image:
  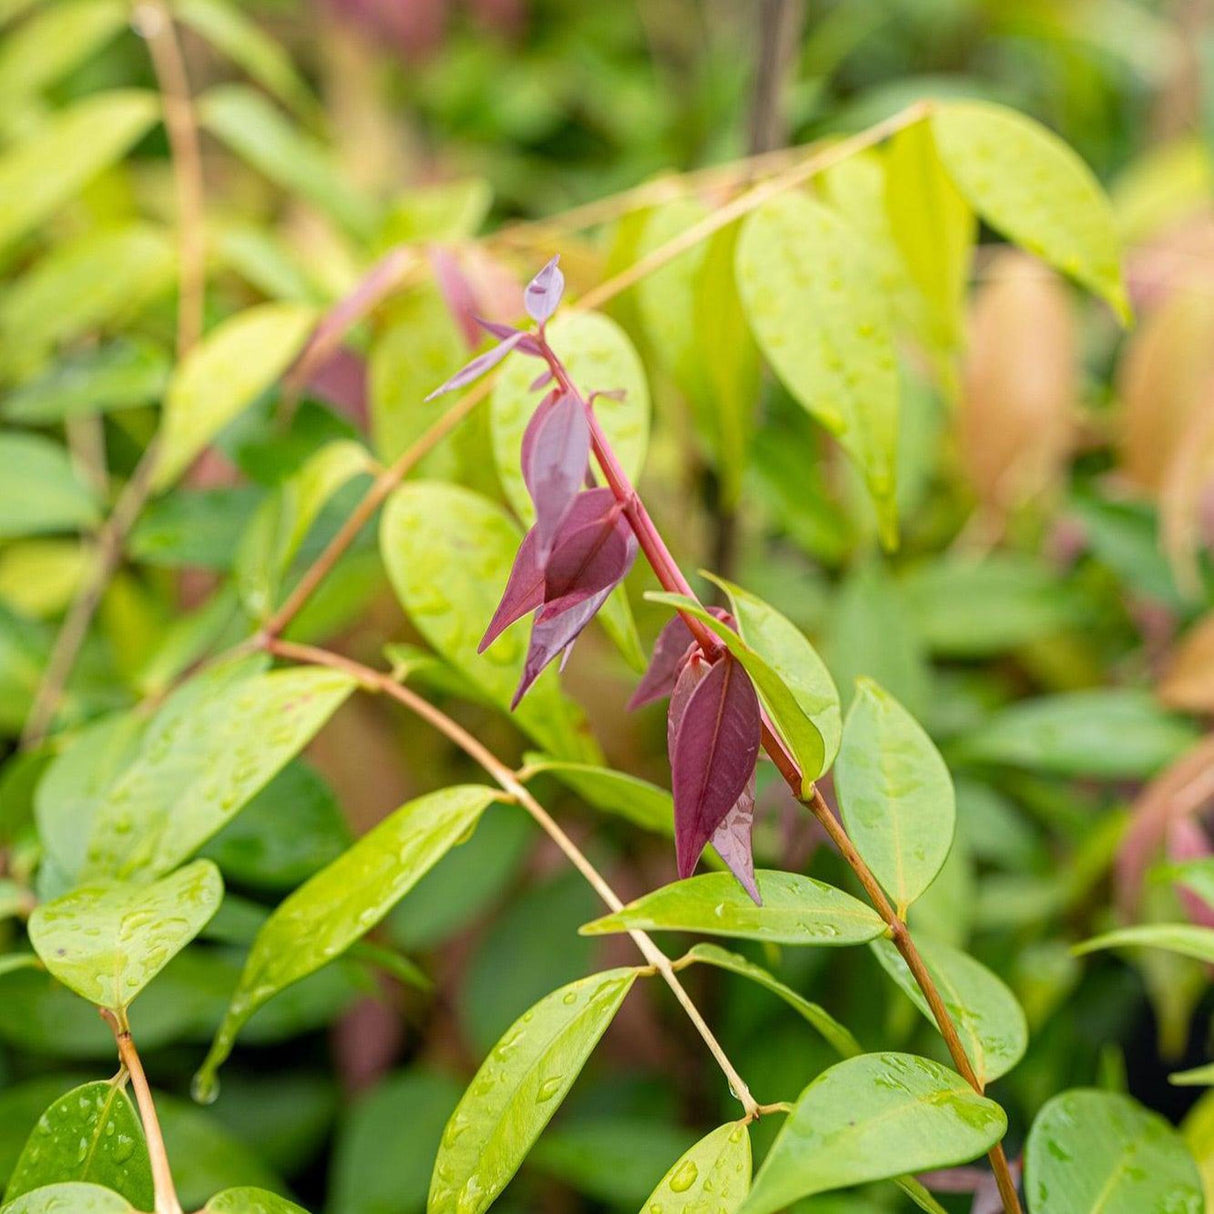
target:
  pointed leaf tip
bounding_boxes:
[525,255,564,324]
[424,331,523,401]
[670,653,762,880]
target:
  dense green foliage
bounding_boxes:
[2,3,1214,1213]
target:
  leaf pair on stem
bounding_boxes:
[433,256,766,901]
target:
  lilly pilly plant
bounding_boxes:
[0,9,1208,1209]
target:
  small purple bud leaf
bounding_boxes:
[524,255,564,325]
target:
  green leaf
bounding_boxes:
[835,679,954,913]
[490,309,650,525]
[2,340,171,424]
[199,85,378,238]
[152,302,318,491]
[83,663,355,881]
[519,754,673,836]
[703,573,841,775]
[235,438,373,619]
[738,1053,1006,1214]
[581,871,885,946]
[0,435,99,539]
[380,178,492,245]
[175,0,315,117]
[4,1081,151,1208]
[683,942,862,1058]
[1171,1063,1214,1087]
[902,555,1081,658]
[957,690,1201,779]
[380,481,596,761]
[870,935,1028,1084]
[1074,923,1214,965]
[329,1068,462,1214]
[0,226,175,363]
[883,119,974,353]
[204,1189,310,1213]
[0,0,126,105]
[931,99,1129,321]
[736,191,899,546]
[639,1121,751,1214]
[429,968,639,1214]
[29,859,222,1010]
[0,1183,134,1213]
[196,786,497,1090]
[646,593,826,792]
[0,90,159,255]
[1025,1089,1202,1214]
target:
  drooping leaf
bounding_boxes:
[884,118,974,353]
[629,610,702,710]
[870,935,1028,1085]
[704,573,841,775]
[490,310,649,526]
[670,653,761,880]
[709,779,759,903]
[428,968,639,1214]
[423,331,525,401]
[648,593,826,793]
[82,664,355,881]
[581,871,885,945]
[931,99,1129,321]
[1074,923,1214,965]
[29,860,222,1010]
[0,1183,134,1213]
[381,481,596,761]
[195,786,498,1089]
[683,943,863,1058]
[738,1053,1006,1214]
[525,255,565,324]
[199,84,378,237]
[957,690,1201,779]
[152,302,318,490]
[0,435,100,539]
[479,525,545,653]
[639,1122,751,1214]
[1024,1089,1202,1214]
[736,191,900,545]
[538,489,634,616]
[834,679,955,913]
[0,90,159,255]
[523,392,589,558]
[4,1082,151,1208]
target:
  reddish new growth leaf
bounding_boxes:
[523,391,590,559]
[480,488,637,707]
[668,651,762,900]
[524,255,564,325]
[423,330,525,401]
[628,606,732,710]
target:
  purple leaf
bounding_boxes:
[474,318,543,356]
[523,392,590,559]
[629,606,732,711]
[669,653,761,881]
[710,776,761,904]
[424,331,523,401]
[511,582,613,708]
[524,255,564,325]
[530,369,555,391]
[538,492,636,619]
[478,527,544,653]
[430,247,482,349]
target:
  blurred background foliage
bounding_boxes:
[2,0,1214,1211]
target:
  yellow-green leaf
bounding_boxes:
[736,191,899,545]
[429,969,639,1214]
[931,99,1129,322]
[0,434,100,539]
[640,1122,751,1214]
[152,303,318,491]
[0,0,127,105]
[29,860,222,1010]
[0,91,159,255]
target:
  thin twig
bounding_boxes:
[262,637,761,1120]
[100,1009,183,1214]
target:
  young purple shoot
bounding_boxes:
[423,330,527,401]
[523,391,590,559]
[524,254,564,325]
